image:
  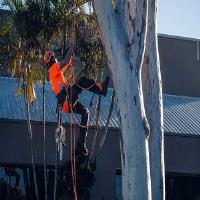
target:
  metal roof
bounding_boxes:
[164,94,200,135]
[0,77,119,128]
[1,77,200,135]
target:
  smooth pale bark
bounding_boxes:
[115,0,136,43]
[142,0,165,199]
[93,0,152,199]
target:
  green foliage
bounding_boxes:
[0,0,106,101]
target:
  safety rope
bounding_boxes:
[64,11,78,199]
[63,57,97,130]
[64,6,103,198]
[66,58,97,92]
[43,67,48,200]
[95,90,115,159]
[72,123,78,200]
[53,131,58,200]
[74,80,96,91]
[69,84,78,200]
[24,66,39,200]
[79,94,102,200]
[85,68,103,169]
[87,95,101,169]
[69,40,78,200]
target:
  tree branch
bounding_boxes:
[93,0,127,70]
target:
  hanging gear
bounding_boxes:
[55,105,67,161]
[55,126,66,146]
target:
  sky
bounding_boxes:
[0,0,200,39]
[158,0,200,39]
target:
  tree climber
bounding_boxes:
[44,46,109,157]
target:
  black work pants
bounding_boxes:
[60,77,103,147]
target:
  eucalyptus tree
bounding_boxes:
[1,0,165,199]
[93,0,165,199]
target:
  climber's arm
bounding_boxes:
[59,45,74,73]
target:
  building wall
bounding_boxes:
[0,120,121,200]
[2,120,200,198]
[158,35,200,97]
[0,120,58,165]
[107,35,200,97]
[165,133,200,174]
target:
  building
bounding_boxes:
[159,34,200,200]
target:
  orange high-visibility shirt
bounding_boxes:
[49,62,70,95]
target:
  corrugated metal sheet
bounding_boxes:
[0,77,119,128]
[1,77,200,135]
[164,94,200,135]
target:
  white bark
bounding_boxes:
[94,0,164,199]
[93,0,152,200]
[142,0,165,199]
[116,0,136,43]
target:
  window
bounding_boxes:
[115,168,122,200]
[166,174,200,200]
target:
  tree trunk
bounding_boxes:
[142,0,165,199]
[94,0,165,199]
[93,0,152,199]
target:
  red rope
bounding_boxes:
[74,81,96,90]
[71,14,78,200]
[67,61,98,91]
[64,62,97,129]
[69,83,78,200]
[73,124,77,198]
